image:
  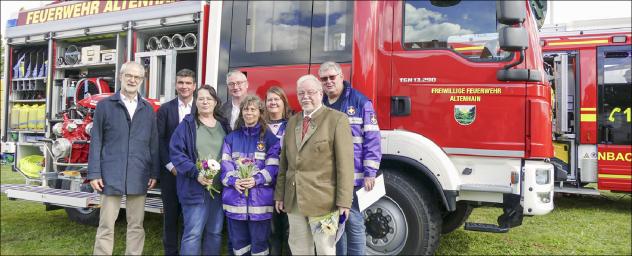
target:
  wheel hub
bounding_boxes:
[364,196,408,255]
[365,208,393,240]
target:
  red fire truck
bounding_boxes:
[2,1,553,254]
[541,28,632,194]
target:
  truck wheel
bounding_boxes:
[365,170,441,255]
[441,201,472,234]
[61,180,100,227]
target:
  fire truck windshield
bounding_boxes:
[402,0,511,61]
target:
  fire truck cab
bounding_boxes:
[541,27,632,194]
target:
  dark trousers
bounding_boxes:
[227,218,271,255]
[270,211,291,255]
[160,170,182,255]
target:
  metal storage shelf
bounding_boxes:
[12,77,46,81]
[10,99,46,103]
[56,62,116,70]
[11,130,46,134]
[16,142,44,147]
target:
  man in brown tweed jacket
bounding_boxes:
[274,74,354,255]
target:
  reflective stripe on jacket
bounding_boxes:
[220,123,281,221]
[324,81,382,186]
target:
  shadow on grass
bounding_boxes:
[554,193,632,214]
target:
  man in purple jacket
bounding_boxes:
[320,61,382,256]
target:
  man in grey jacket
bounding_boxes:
[219,69,249,130]
[88,61,159,255]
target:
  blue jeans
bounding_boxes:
[180,193,224,255]
[336,186,366,255]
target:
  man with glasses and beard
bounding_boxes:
[319,61,382,256]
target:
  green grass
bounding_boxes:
[1,165,163,255]
[436,192,631,255]
[1,164,631,255]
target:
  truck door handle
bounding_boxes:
[391,96,411,116]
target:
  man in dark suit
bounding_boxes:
[88,61,159,255]
[157,69,196,255]
[274,74,354,255]
[219,70,249,130]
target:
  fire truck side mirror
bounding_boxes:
[497,1,526,25]
[498,27,528,52]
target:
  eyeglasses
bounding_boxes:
[297,90,320,98]
[319,74,339,82]
[124,73,144,82]
[227,80,247,87]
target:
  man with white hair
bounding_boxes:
[88,61,159,255]
[274,74,354,255]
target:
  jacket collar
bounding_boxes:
[110,91,149,109]
[241,123,262,136]
[323,81,352,106]
[295,107,327,150]
[342,80,352,100]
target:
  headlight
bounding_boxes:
[52,138,71,158]
[84,122,93,136]
[537,192,551,203]
[536,168,550,185]
[52,123,64,136]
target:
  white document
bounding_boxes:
[356,174,386,212]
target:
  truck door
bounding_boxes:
[224,1,312,107]
[546,52,580,182]
[390,0,526,157]
[223,1,353,109]
[596,45,632,192]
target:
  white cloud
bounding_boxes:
[403,3,473,42]
[245,1,350,53]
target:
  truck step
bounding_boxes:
[464,222,509,233]
[554,185,600,195]
[1,184,163,213]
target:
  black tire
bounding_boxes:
[61,180,100,227]
[441,201,472,234]
[365,169,442,255]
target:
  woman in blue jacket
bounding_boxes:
[264,86,293,255]
[220,94,281,256]
[169,85,230,255]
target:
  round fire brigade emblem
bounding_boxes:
[256,142,266,151]
[370,114,378,124]
[347,106,356,116]
[454,105,476,126]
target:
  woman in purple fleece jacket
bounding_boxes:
[220,94,281,256]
